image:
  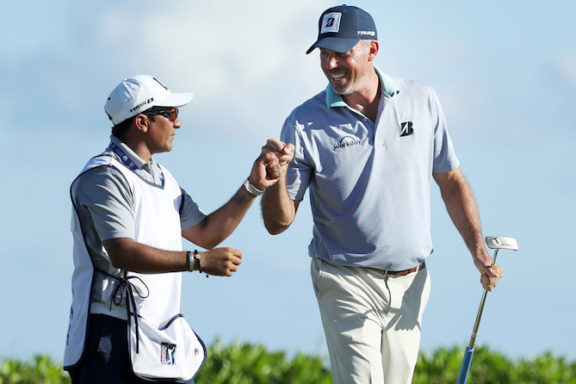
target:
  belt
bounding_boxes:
[387,262,426,276]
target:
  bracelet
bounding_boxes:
[187,250,203,274]
[188,249,209,277]
[194,250,209,278]
[186,251,194,272]
[193,250,201,272]
[243,178,264,197]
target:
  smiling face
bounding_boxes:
[319,40,377,96]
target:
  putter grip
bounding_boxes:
[457,346,474,384]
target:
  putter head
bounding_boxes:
[485,236,518,251]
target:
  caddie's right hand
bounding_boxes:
[261,138,294,180]
[248,139,294,189]
[198,247,242,277]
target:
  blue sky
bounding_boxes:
[1,0,575,366]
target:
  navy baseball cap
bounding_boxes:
[306,5,377,55]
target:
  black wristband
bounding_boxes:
[194,250,209,278]
[192,250,200,271]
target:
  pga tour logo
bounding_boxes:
[161,342,176,365]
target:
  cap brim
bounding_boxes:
[156,92,194,108]
[306,37,360,54]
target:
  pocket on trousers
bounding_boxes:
[86,316,122,366]
[94,336,112,364]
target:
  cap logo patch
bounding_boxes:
[321,12,342,34]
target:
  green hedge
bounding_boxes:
[414,346,576,384]
[195,339,332,384]
[1,342,575,384]
[0,355,69,384]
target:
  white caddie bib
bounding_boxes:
[65,155,206,381]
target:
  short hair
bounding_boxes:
[111,109,160,139]
[360,39,374,52]
[111,116,134,140]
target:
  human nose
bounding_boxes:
[173,118,182,129]
[321,53,339,69]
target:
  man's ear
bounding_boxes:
[368,40,379,62]
[133,114,149,133]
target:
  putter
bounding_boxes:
[457,236,518,384]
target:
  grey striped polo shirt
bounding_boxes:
[280,69,459,270]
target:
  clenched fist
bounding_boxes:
[198,247,242,277]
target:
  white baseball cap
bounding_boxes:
[104,74,194,125]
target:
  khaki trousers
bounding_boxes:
[311,257,431,384]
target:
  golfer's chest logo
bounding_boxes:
[400,121,414,137]
[333,135,361,151]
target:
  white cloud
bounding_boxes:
[75,0,330,138]
[1,0,335,137]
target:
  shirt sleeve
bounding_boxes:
[280,114,313,201]
[179,188,207,230]
[72,166,135,241]
[430,88,460,173]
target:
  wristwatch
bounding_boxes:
[243,178,264,197]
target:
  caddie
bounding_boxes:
[64,74,288,383]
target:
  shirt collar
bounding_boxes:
[325,67,399,108]
[110,135,149,170]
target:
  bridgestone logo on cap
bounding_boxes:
[321,12,342,33]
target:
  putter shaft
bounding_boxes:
[467,249,499,349]
[459,237,517,384]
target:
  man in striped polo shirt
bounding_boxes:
[261,5,503,383]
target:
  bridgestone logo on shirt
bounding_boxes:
[400,121,414,137]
